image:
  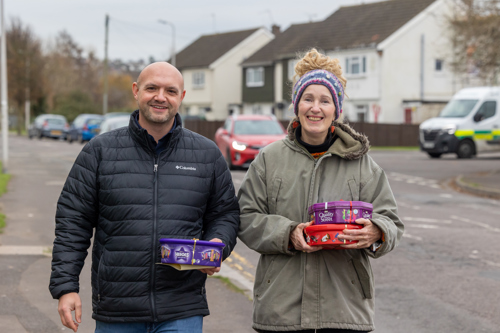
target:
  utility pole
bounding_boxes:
[103,14,109,115]
[0,0,8,172]
[158,20,175,67]
[25,57,30,134]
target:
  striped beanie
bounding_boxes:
[292,69,344,119]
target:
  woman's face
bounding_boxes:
[297,84,336,145]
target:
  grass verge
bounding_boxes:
[0,162,11,233]
[209,275,246,296]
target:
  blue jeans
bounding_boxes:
[95,316,203,333]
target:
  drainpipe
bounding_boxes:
[420,34,425,101]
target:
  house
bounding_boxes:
[175,27,274,120]
[242,0,456,124]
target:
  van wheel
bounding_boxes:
[456,140,474,159]
[427,152,442,158]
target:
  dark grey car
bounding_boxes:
[28,114,68,140]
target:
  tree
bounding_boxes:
[6,18,46,133]
[106,72,136,112]
[448,0,500,85]
[44,31,101,114]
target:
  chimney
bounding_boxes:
[272,24,280,36]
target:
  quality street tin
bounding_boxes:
[308,201,373,225]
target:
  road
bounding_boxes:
[1,134,500,332]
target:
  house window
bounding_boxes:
[246,67,264,87]
[435,59,443,71]
[288,59,298,81]
[345,56,366,75]
[192,72,205,89]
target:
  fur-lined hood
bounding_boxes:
[285,119,370,160]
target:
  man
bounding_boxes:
[49,62,240,333]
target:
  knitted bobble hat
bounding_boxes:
[292,69,345,119]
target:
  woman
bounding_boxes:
[237,49,404,333]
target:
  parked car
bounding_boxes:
[103,111,131,120]
[99,115,130,135]
[420,86,500,159]
[28,114,68,140]
[214,114,287,169]
[66,114,104,143]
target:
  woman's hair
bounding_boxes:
[293,48,347,89]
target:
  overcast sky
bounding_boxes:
[5,0,379,62]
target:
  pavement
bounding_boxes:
[453,169,500,200]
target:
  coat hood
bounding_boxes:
[286,119,370,160]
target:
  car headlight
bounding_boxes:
[441,125,456,135]
[232,141,247,151]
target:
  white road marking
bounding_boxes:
[403,233,422,241]
[440,194,453,198]
[450,215,500,233]
[0,246,52,255]
[408,224,439,229]
[404,217,452,224]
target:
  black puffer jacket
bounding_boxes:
[49,111,240,322]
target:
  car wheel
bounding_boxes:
[67,133,73,143]
[226,149,234,170]
[78,133,84,144]
[456,140,474,159]
[427,152,442,159]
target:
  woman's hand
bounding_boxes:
[338,218,382,249]
[290,221,323,253]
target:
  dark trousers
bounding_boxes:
[259,328,367,333]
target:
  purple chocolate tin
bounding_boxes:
[308,201,373,224]
[160,238,225,268]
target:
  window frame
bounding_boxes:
[345,55,367,76]
[192,71,205,89]
[246,67,265,87]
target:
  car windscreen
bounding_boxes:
[47,118,66,125]
[439,99,479,118]
[233,120,284,135]
[87,118,103,126]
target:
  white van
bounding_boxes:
[419,87,500,158]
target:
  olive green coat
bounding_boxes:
[237,121,404,332]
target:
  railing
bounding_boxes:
[183,120,419,147]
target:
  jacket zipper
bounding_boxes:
[150,155,159,321]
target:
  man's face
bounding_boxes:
[132,64,186,127]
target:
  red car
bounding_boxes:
[215,114,287,169]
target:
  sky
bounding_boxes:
[5,0,379,62]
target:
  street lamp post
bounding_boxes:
[158,20,176,67]
[0,0,9,172]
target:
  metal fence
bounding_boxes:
[183,120,420,147]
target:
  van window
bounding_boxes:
[439,99,478,118]
[473,101,496,122]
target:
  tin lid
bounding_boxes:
[159,238,225,248]
[305,224,363,232]
[308,201,373,214]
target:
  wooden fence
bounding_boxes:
[183,120,420,147]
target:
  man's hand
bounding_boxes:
[199,238,223,276]
[338,218,382,249]
[58,292,82,332]
[290,221,323,253]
